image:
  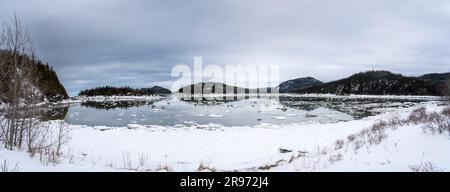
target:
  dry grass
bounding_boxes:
[334,139,344,150]
[155,164,172,172]
[408,106,428,124]
[328,153,343,163]
[421,106,450,135]
[255,105,450,171]
[409,161,445,172]
[347,134,356,142]
[197,163,216,172]
[0,160,19,172]
[442,107,450,116]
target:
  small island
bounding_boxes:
[78,86,171,96]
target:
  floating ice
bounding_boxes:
[209,114,224,117]
[127,124,141,129]
[174,124,185,128]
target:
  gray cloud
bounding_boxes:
[1,0,449,95]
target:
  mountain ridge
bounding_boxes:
[296,70,442,96]
[277,77,323,93]
[59,70,450,99]
[175,70,449,96]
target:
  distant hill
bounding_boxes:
[418,72,450,96]
[0,50,68,102]
[178,80,327,95]
[296,70,439,96]
[145,86,171,94]
[418,72,450,86]
[175,71,449,96]
[178,82,250,94]
[277,77,322,93]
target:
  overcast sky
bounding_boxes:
[1,0,450,96]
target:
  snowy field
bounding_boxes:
[0,95,449,172]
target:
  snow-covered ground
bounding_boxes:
[272,103,450,172]
[0,99,449,172]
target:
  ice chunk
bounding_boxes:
[209,114,224,117]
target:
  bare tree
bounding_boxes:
[0,13,39,150]
[0,13,69,165]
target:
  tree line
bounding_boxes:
[78,86,155,96]
[296,70,445,96]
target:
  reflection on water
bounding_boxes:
[0,105,69,121]
[44,95,434,127]
[42,106,69,121]
[277,96,424,119]
[80,100,156,110]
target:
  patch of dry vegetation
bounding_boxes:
[409,161,445,172]
[252,104,450,172]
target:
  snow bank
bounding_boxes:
[273,103,450,172]
[1,101,448,172]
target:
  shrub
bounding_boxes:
[371,120,388,131]
[387,115,403,127]
[421,108,450,135]
[366,130,387,145]
[335,139,344,150]
[408,106,428,124]
[347,134,356,142]
[442,107,450,117]
[197,163,216,172]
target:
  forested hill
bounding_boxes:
[0,50,68,102]
[296,70,440,96]
[178,82,250,94]
[277,77,323,93]
[78,86,171,96]
[34,61,68,101]
[418,72,450,87]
